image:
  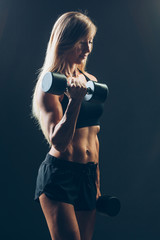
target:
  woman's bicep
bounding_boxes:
[38,92,63,136]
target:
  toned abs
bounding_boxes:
[49,125,100,164]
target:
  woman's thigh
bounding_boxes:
[39,193,81,240]
[75,209,96,240]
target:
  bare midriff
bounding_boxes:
[49,125,100,164]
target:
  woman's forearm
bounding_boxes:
[96,163,101,199]
[50,98,82,152]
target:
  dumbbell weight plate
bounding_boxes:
[84,81,108,102]
[96,195,121,217]
[84,81,95,101]
[42,72,67,95]
[93,82,109,102]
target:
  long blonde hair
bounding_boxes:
[32,11,97,144]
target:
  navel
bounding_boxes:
[86,149,91,155]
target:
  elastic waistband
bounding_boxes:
[44,153,97,172]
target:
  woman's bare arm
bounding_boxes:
[37,78,87,152]
[96,163,101,199]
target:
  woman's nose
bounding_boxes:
[83,42,91,53]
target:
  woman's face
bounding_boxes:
[67,37,93,65]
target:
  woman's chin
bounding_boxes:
[78,57,87,64]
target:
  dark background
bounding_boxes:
[1,0,160,239]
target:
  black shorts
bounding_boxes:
[34,154,97,211]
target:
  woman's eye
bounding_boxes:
[80,41,93,44]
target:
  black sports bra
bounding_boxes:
[61,71,104,129]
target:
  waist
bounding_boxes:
[50,143,99,163]
[44,153,97,173]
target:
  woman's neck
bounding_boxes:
[67,64,79,77]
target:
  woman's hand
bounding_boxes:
[96,186,101,200]
[95,163,101,200]
[66,77,87,100]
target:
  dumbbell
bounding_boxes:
[96,195,121,217]
[42,72,108,102]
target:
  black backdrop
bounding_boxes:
[1,0,160,239]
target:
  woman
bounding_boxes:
[32,11,104,240]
